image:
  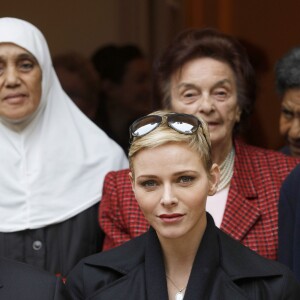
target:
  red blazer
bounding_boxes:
[99,139,300,260]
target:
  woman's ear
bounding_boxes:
[235,107,242,123]
[208,163,220,196]
[128,171,135,194]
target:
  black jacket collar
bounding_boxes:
[83,214,285,300]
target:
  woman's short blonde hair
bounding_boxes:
[129,110,212,174]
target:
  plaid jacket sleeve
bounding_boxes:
[99,169,148,250]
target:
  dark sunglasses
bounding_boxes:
[129,113,210,147]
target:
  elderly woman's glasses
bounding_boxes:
[129,113,210,147]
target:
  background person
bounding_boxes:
[275,47,300,157]
[0,17,128,277]
[53,52,100,123]
[99,28,300,260]
[67,111,300,300]
[91,44,152,152]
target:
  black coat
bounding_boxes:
[0,257,67,300]
[66,214,300,299]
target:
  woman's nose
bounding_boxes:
[160,184,178,207]
[198,94,215,114]
[4,66,20,87]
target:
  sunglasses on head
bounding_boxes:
[129,113,210,147]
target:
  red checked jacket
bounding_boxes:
[99,139,300,260]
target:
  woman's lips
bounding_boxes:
[4,94,26,104]
[207,121,219,127]
[158,213,184,223]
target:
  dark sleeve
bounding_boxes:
[54,276,70,300]
[278,164,300,281]
[278,173,295,266]
[281,269,300,299]
[65,261,85,300]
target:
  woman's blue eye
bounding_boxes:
[141,180,157,187]
[179,176,194,183]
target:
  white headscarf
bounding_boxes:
[0,18,128,232]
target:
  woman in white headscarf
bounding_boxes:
[0,17,128,277]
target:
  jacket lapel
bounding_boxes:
[183,217,219,299]
[208,270,249,299]
[185,215,250,300]
[83,234,148,299]
[88,267,147,299]
[87,229,168,300]
[145,228,169,300]
[221,139,260,241]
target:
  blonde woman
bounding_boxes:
[67,111,300,299]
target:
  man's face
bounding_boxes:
[280,89,300,157]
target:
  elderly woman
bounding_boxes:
[275,47,300,157]
[0,18,128,277]
[67,111,300,299]
[99,28,299,260]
